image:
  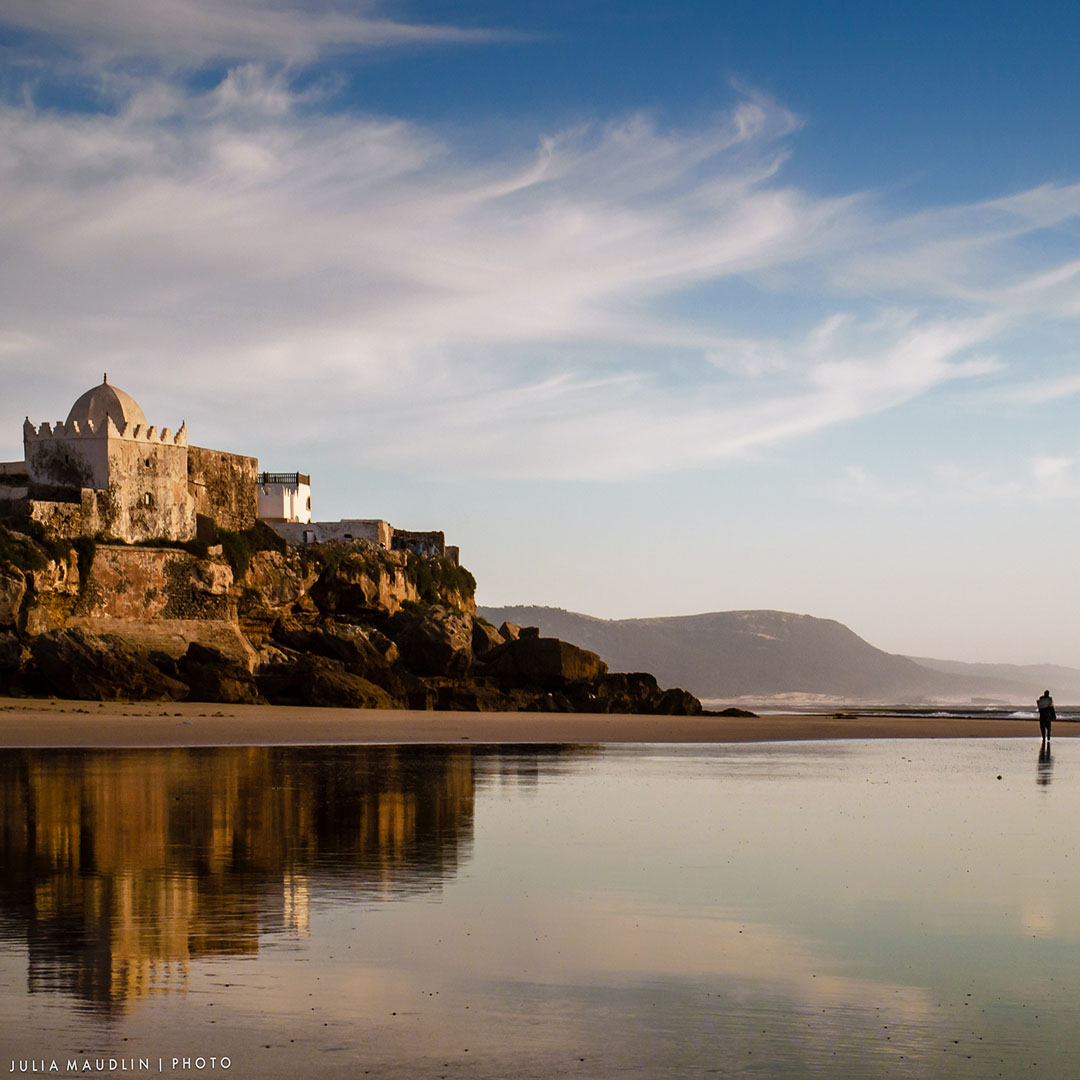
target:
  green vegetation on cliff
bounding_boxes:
[214,523,288,579]
[0,522,71,573]
[302,543,384,586]
[405,553,476,604]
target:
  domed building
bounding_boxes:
[6,377,259,543]
[65,380,149,432]
[1,378,458,559]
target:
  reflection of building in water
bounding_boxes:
[281,872,311,935]
[0,746,499,1012]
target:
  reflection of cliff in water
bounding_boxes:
[0,745,585,1013]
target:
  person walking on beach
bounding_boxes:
[1037,690,1056,743]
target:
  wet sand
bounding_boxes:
[0,696,1062,747]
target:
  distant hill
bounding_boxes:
[477,606,1080,705]
[908,658,1080,702]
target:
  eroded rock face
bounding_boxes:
[393,605,473,679]
[0,632,27,674]
[29,550,79,598]
[273,618,402,694]
[180,642,261,705]
[29,629,187,701]
[246,550,309,607]
[471,620,505,658]
[308,551,422,619]
[482,636,607,689]
[191,560,233,596]
[292,655,400,709]
[0,569,26,628]
[567,672,701,715]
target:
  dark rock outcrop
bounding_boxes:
[273,617,404,697]
[29,629,187,701]
[471,619,505,658]
[0,568,26,628]
[180,642,262,705]
[391,604,473,679]
[0,632,26,672]
[292,655,400,710]
[480,636,607,689]
[308,551,387,619]
[0,632,28,693]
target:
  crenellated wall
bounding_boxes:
[24,420,109,492]
[22,414,196,542]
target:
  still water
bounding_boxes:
[0,740,1077,1078]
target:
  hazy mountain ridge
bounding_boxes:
[478,605,1080,705]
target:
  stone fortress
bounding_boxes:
[0,377,456,561]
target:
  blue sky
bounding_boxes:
[2,1,1079,665]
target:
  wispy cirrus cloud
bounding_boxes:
[832,452,1080,506]
[1011,370,1080,404]
[0,0,504,68]
[823,181,1080,314]
[0,62,1078,479]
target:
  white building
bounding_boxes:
[269,518,393,549]
[257,472,311,524]
[255,468,457,563]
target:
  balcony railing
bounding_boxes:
[258,472,310,487]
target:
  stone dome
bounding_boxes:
[65,377,148,433]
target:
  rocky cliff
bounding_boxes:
[0,523,701,714]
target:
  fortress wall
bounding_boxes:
[26,492,103,539]
[391,529,446,558]
[75,545,234,624]
[105,438,195,543]
[267,519,392,548]
[25,430,109,492]
[188,445,258,532]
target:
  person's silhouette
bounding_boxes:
[1037,690,1056,744]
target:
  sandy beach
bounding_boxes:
[0,696,1062,747]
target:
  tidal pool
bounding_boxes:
[0,739,1077,1078]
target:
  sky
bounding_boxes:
[2,0,1080,665]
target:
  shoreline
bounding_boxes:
[0,696,1066,748]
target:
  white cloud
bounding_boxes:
[830,452,1080,506]
[1011,370,1080,405]
[1030,455,1074,490]
[0,66,1078,479]
[822,182,1080,317]
[0,0,502,67]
